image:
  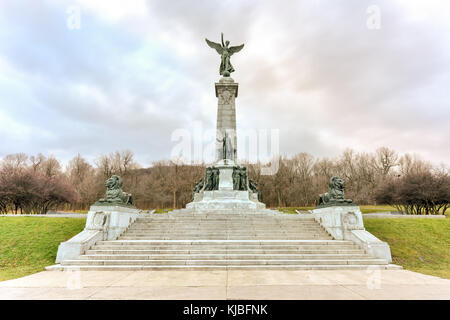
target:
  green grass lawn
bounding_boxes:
[153,208,173,213]
[0,217,86,281]
[358,205,397,213]
[364,218,450,279]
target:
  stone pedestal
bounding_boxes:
[55,205,140,263]
[217,163,234,190]
[186,190,265,211]
[311,206,392,262]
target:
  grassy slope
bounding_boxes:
[364,218,450,279]
[0,217,86,281]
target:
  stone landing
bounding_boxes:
[186,190,265,211]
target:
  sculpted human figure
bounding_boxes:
[192,179,204,200]
[317,176,353,206]
[216,131,234,161]
[206,33,244,77]
[205,167,214,191]
[238,167,247,190]
[248,179,261,201]
[212,167,220,190]
[194,179,204,193]
[232,166,240,190]
[95,175,134,206]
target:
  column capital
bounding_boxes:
[215,77,239,98]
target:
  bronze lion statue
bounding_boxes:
[96,175,133,206]
[317,176,353,206]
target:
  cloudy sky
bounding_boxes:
[0,0,449,167]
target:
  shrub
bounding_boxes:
[375,171,449,215]
[0,169,79,214]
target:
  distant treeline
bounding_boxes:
[0,148,448,214]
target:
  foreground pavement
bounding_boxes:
[0,269,449,300]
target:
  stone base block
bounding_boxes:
[186,190,265,211]
[55,230,102,263]
[55,205,140,263]
[311,206,392,262]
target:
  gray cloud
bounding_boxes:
[0,0,449,167]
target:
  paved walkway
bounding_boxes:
[0,269,448,300]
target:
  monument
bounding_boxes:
[49,34,395,271]
[186,33,265,211]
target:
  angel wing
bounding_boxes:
[229,44,244,56]
[205,38,223,55]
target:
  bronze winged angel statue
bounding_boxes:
[205,33,244,77]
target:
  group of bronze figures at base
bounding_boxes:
[92,174,353,209]
[192,166,261,201]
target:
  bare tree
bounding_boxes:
[41,155,61,178]
[30,153,45,173]
[375,147,398,176]
[1,153,28,173]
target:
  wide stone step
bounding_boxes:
[132,222,319,225]
[86,249,366,255]
[128,225,325,228]
[135,218,310,220]
[129,226,323,230]
[62,258,388,266]
[80,253,371,260]
[118,237,332,241]
[96,240,355,245]
[125,230,327,234]
[127,228,328,231]
[121,234,331,238]
[134,217,317,220]
[91,244,360,251]
[134,217,316,220]
[127,227,325,231]
[121,235,331,238]
[123,231,329,236]
[48,264,402,271]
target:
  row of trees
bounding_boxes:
[375,171,449,215]
[0,154,79,214]
[0,147,448,214]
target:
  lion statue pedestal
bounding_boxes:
[310,176,393,263]
[54,175,139,264]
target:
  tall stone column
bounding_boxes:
[215,77,238,163]
[185,76,266,211]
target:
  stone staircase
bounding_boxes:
[53,209,400,270]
